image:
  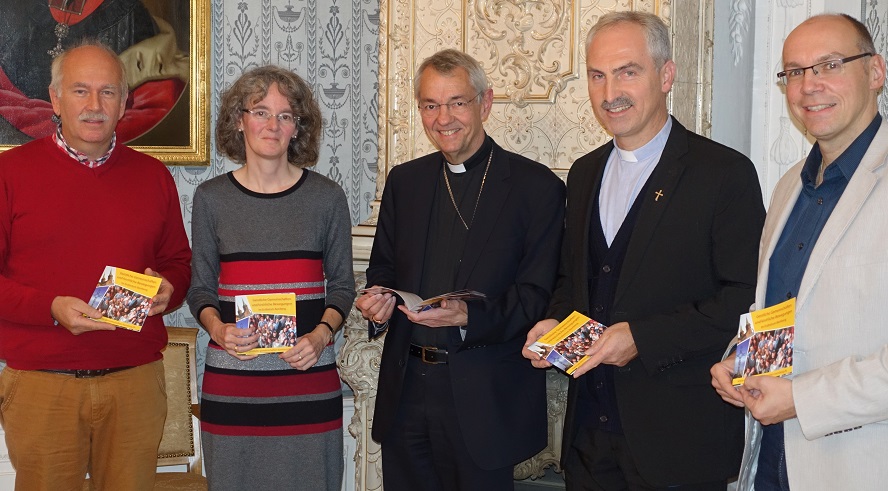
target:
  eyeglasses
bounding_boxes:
[417,91,483,116]
[242,109,299,125]
[777,53,873,86]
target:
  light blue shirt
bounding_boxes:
[598,117,672,245]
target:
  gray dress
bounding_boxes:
[187,170,355,490]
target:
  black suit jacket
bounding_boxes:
[549,118,765,485]
[368,141,565,470]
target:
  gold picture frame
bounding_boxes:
[0,0,210,165]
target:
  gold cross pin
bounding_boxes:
[654,189,664,201]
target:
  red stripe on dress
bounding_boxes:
[202,370,341,398]
[201,419,342,437]
[219,258,323,286]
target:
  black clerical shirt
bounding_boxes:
[411,136,494,349]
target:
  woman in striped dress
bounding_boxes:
[187,65,355,490]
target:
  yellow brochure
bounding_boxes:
[527,311,608,375]
[235,293,298,355]
[87,266,162,332]
[732,298,795,386]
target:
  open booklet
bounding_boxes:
[362,287,487,339]
[87,266,162,332]
[359,287,486,313]
[527,311,608,375]
[732,297,795,386]
[235,293,298,355]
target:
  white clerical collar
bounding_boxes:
[447,162,467,174]
[613,117,673,163]
[615,147,638,163]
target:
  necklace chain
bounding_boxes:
[48,1,87,57]
[443,148,493,231]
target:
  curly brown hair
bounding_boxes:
[216,65,322,167]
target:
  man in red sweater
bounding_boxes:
[0,41,191,490]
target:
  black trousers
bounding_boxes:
[381,357,514,491]
[564,425,727,491]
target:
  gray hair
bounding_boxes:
[414,49,489,99]
[586,11,672,69]
[49,40,129,97]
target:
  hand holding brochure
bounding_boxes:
[359,287,486,313]
[235,293,298,355]
[527,311,608,375]
[87,266,162,332]
[732,298,795,386]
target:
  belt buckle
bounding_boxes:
[75,369,102,378]
[421,346,442,364]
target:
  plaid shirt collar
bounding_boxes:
[53,125,116,168]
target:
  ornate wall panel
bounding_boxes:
[875,2,888,119]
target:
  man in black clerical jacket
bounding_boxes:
[525,11,765,490]
[356,49,565,490]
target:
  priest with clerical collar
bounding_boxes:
[356,48,566,490]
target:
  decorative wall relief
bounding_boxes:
[864,1,888,118]
[730,0,752,66]
[469,0,578,107]
[770,116,803,173]
[338,273,385,491]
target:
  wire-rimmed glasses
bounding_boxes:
[777,53,873,86]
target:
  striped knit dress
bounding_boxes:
[187,170,355,490]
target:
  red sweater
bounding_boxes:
[0,137,191,370]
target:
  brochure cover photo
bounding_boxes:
[732,297,795,386]
[527,311,608,375]
[235,293,298,355]
[87,266,162,332]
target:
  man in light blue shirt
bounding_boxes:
[711,13,888,490]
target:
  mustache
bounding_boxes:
[79,112,109,122]
[600,96,633,111]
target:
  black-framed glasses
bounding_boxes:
[242,109,299,125]
[777,53,873,86]
[417,91,483,116]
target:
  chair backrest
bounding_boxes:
[158,326,202,474]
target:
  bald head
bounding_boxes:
[50,42,128,98]
[781,14,885,160]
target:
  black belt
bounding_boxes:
[409,344,449,364]
[39,366,135,378]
